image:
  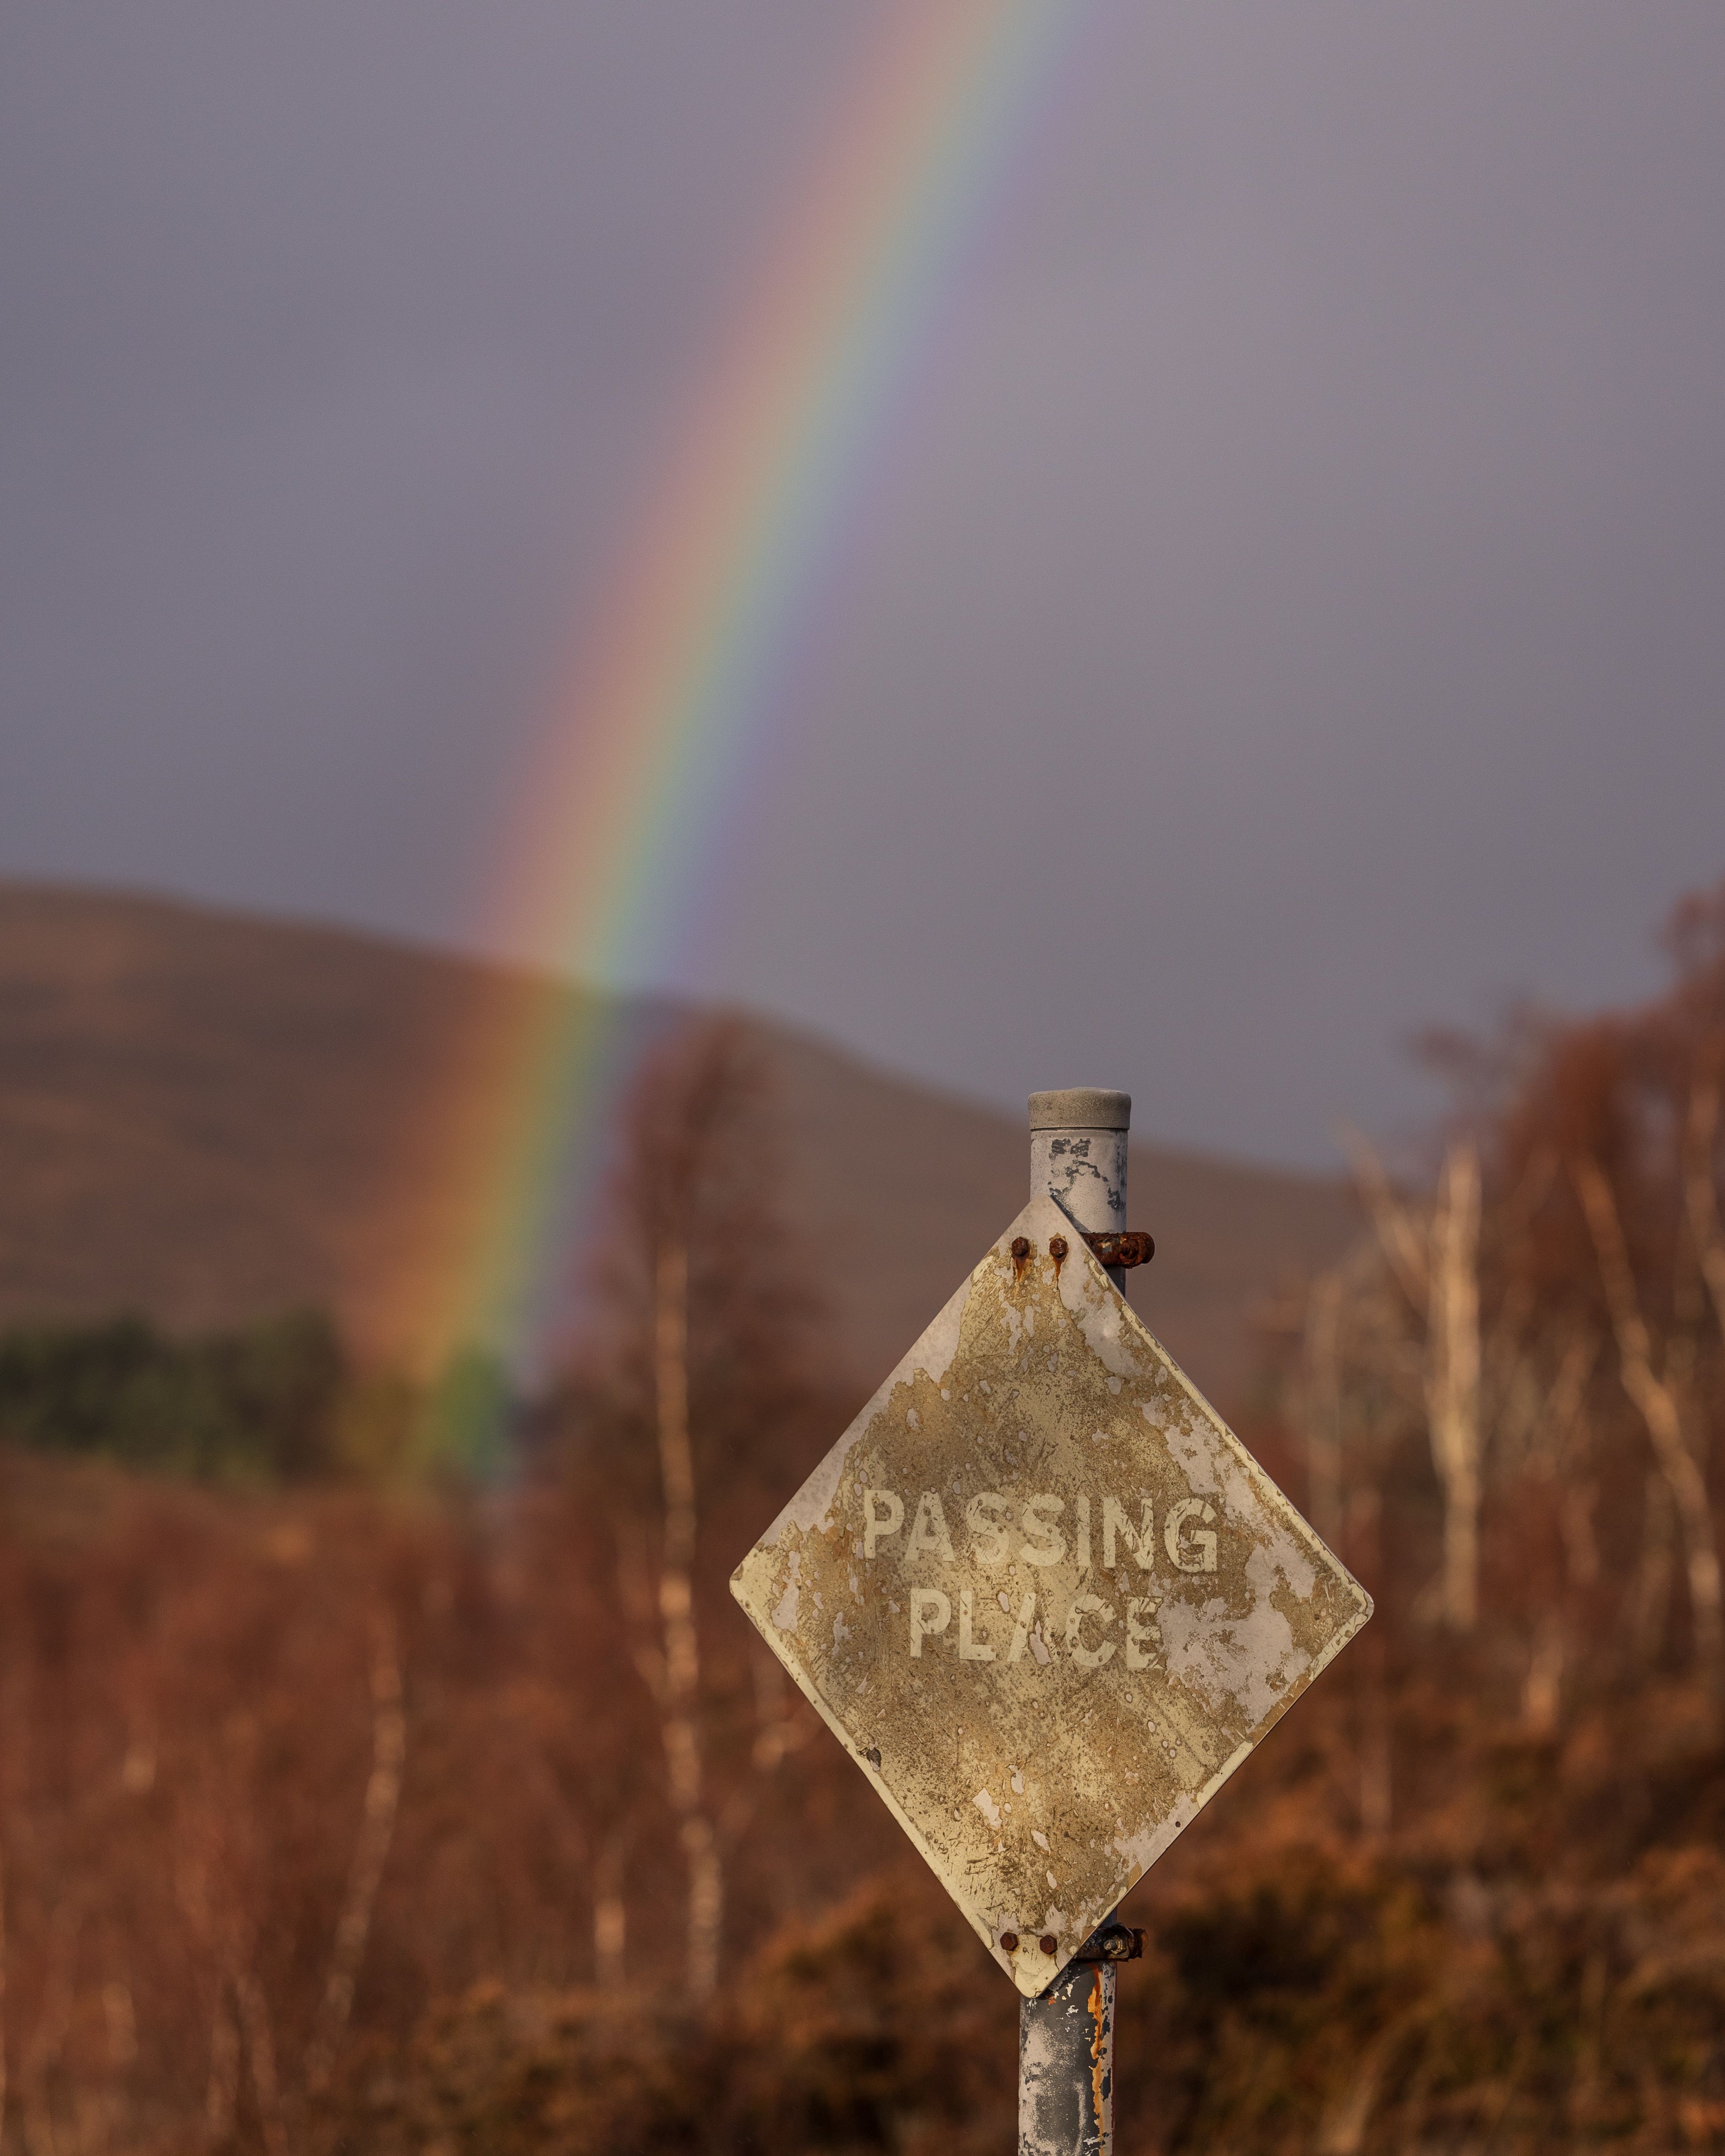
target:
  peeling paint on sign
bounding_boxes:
[731,1190,1372,1999]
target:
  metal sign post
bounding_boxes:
[733,1087,1371,2154]
[1018,1090,1136,2156]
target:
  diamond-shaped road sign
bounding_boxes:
[732,1189,1372,1999]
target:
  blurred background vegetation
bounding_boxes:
[4,882,1725,2152]
[0,1311,351,1484]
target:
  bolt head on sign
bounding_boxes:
[731,1191,1371,1998]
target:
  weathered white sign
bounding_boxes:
[732,1190,1371,1997]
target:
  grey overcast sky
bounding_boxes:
[3,2,1722,1169]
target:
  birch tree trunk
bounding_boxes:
[1347,1129,1485,1629]
[1520,1330,1596,1734]
[1427,1142,1483,1633]
[592,1829,630,1987]
[234,1968,288,2156]
[1302,1269,1346,1555]
[1685,1077,1725,1343]
[1632,1471,1677,1663]
[305,1614,406,2096]
[1350,1480,1392,1841]
[653,1238,722,2004]
[1574,1154,1724,1731]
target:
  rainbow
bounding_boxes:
[411,0,1092,1395]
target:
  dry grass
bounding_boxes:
[4,1441,1725,2155]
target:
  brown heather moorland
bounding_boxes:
[3,886,1725,2149]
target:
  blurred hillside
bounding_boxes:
[0,879,1356,1406]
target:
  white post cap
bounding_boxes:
[1027,1089,1131,1132]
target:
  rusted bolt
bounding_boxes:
[1074,1923,1145,1963]
[1048,1234,1068,1278]
[1084,1230,1154,1269]
[1010,1235,1031,1281]
[1039,1932,1058,1956]
[1000,1931,1019,1952]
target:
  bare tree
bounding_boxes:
[591,1827,631,1987]
[1350,1473,1394,1842]
[1347,1132,1485,1631]
[1275,1239,1409,1836]
[1515,1327,1597,1735]
[588,1018,818,2005]
[1684,1073,1725,1345]
[1301,1268,1346,1555]
[1573,1153,1724,1730]
[20,1902,78,2156]
[233,1964,288,2156]
[651,1233,723,2003]
[305,1611,406,2095]
[1427,1142,1484,1632]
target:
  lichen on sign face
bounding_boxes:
[731,1191,1372,1999]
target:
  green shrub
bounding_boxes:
[0,1308,347,1481]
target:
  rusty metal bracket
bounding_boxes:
[1084,1231,1154,1269]
[1071,1923,1144,1963]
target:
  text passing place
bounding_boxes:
[731,1191,1372,1997]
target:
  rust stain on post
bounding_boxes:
[1088,1968,1110,2125]
[1018,1947,1116,2156]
